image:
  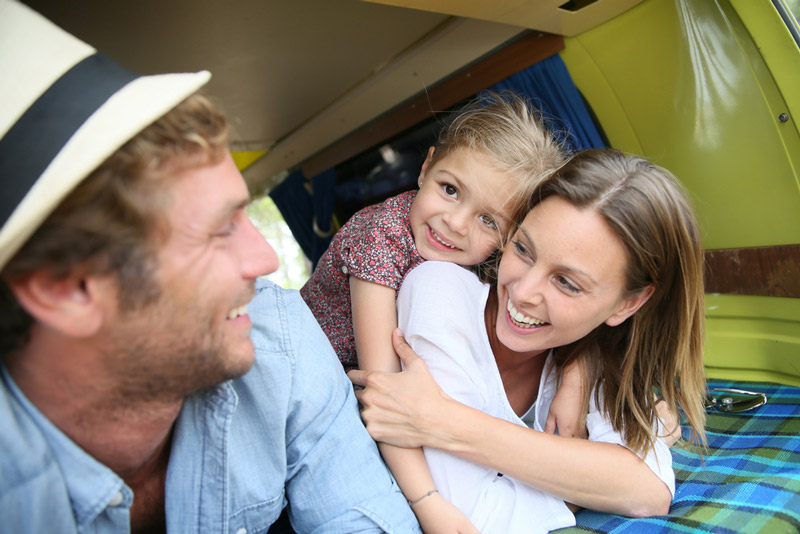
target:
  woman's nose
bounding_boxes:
[516,269,545,307]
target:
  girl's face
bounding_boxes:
[493,196,653,355]
[409,147,515,266]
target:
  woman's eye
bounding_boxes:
[512,240,528,256]
[556,275,581,294]
[479,214,498,230]
[442,184,458,198]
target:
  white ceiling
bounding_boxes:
[21,0,638,191]
[23,0,448,148]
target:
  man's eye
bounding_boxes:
[214,221,238,237]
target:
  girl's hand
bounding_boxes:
[544,360,587,438]
[413,493,481,534]
[348,329,450,448]
[655,399,682,446]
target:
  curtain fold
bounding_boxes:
[489,54,606,152]
[269,167,336,270]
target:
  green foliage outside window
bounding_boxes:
[247,195,310,290]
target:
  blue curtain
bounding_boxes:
[488,54,606,152]
[271,51,606,268]
[269,167,336,270]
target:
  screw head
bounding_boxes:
[779,113,789,122]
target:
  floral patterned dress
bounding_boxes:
[300,191,424,371]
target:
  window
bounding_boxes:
[248,195,311,289]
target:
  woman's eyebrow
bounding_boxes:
[520,227,598,286]
[519,228,536,249]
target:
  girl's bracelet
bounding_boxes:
[408,489,438,507]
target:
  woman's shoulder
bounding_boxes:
[405,261,480,284]
[401,261,487,309]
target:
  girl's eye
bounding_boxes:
[442,184,458,198]
[556,275,581,294]
[478,214,498,230]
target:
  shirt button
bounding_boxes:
[341,265,349,275]
[108,491,124,507]
[236,528,247,534]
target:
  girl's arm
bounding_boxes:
[349,277,479,534]
[544,360,587,438]
[351,330,673,518]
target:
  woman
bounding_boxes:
[349,149,707,533]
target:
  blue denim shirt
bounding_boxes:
[0,279,421,533]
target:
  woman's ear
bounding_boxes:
[605,284,655,327]
[417,146,436,187]
[8,270,109,338]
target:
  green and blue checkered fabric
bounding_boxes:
[555,380,800,534]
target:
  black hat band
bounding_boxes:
[0,53,137,226]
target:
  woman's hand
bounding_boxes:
[348,329,451,448]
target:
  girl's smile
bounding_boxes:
[410,147,514,266]
[426,225,461,251]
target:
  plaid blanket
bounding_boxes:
[555,380,800,533]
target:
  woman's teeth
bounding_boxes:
[226,305,248,320]
[507,301,546,328]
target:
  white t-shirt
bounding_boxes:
[396,261,675,534]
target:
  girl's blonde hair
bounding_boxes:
[536,149,707,454]
[434,91,567,280]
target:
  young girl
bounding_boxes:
[352,149,707,533]
[301,91,568,532]
[301,91,566,373]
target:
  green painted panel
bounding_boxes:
[560,0,800,250]
[705,294,800,387]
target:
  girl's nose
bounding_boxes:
[443,206,470,235]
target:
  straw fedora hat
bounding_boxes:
[0,0,211,269]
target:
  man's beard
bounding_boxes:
[100,294,254,406]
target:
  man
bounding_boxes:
[0,2,420,532]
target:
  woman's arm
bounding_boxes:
[349,278,480,534]
[350,330,672,518]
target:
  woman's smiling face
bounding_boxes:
[493,195,652,355]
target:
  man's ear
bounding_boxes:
[8,270,110,338]
[605,284,655,327]
[417,146,436,187]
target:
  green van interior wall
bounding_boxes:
[560,0,800,386]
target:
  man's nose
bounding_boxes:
[241,218,280,278]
